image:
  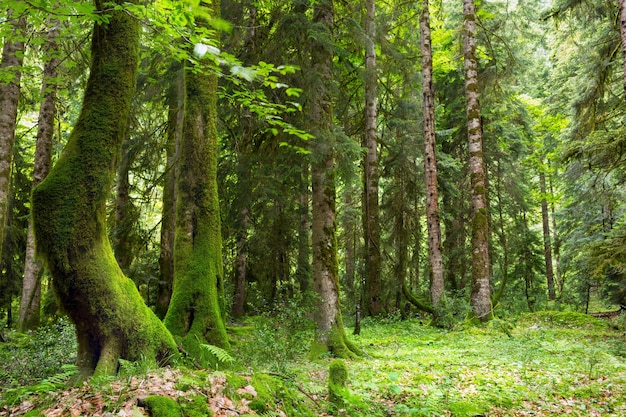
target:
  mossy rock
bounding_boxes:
[143,395,181,417]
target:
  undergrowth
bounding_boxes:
[2,310,626,416]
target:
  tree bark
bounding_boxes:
[539,170,556,300]
[296,164,312,292]
[420,0,444,310]
[31,1,176,379]
[232,207,248,319]
[462,0,492,321]
[155,65,183,319]
[18,19,60,332]
[163,13,230,357]
[309,0,360,359]
[112,140,136,272]
[0,15,26,262]
[363,0,382,317]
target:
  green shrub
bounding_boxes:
[0,318,76,389]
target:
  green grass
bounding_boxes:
[2,311,626,416]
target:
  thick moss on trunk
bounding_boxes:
[163,55,229,359]
[31,0,176,379]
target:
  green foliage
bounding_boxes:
[200,343,235,368]
[144,395,181,417]
[0,318,77,389]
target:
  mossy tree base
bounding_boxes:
[31,0,176,379]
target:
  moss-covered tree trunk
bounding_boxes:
[309,0,360,359]
[539,169,556,300]
[31,0,177,379]
[463,0,492,321]
[18,19,59,332]
[163,17,229,357]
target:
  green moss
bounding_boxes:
[144,396,181,417]
[179,394,210,417]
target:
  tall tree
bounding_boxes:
[31,0,177,379]
[163,6,230,356]
[539,168,556,300]
[462,0,492,321]
[155,65,183,319]
[420,0,444,309]
[619,0,626,100]
[309,0,360,358]
[18,19,60,331]
[362,0,382,317]
[0,14,26,263]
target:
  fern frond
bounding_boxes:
[200,344,234,365]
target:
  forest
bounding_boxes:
[2,0,626,415]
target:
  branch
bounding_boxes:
[402,279,434,315]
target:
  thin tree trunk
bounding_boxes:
[155,65,183,319]
[232,207,248,319]
[463,0,491,321]
[549,174,563,295]
[296,164,312,292]
[32,1,177,379]
[309,0,360,359]
[493,161,509,306]
[163,9,230,356]
[420,0,444,310]
[0,15,26,261]
[363,0,382,317]
[539,170,556,300]
[18,19,60,332]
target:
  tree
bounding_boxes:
[31,0,177,379]
[309,0,360,358]
[18,19,60,331]
[462,0,492,321]
[0,13,26,263]
[155,65,183,319]
[362,0,382,317]
[619,0,626,99]
[420,0,444,310]
[163,8,230,356]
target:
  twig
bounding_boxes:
[267,372,322,407]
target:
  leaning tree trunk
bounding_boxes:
[31,1,176,379]
[0,15,26,262]
[309,0,360,359]
[18,19,59,332]
[363,0,382,317]
[420,0,444,310]
[163,17,230,358]
[462,0,492,321]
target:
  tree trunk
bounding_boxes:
[420,0,444,310]
[155,65,183,319]
[112,140,136,272]
[232,207,248,319]
[163,14,230,357]
[462,0,492,321]
[0,15,26,262]
[18,19,59,332]
[296,164,312,292]
[363,0,382,317]
[539,170,556,300]
[309,0,360,359]
[31,1,176,379]
[493,160,509,306]
[549,174,563,295]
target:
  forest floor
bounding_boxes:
[1,310,626,416]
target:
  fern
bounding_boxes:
[200,344,234,366]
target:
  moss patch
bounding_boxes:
[144,395,181,417]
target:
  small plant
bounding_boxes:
[200,344,235,368]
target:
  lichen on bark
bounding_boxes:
[31,0,177,379]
